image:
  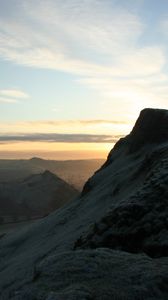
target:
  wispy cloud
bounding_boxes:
[19,120,128,126]
[0,119,129,136]
[0,0,163,77]
[0,89,29,98]
[0,97,19,103]
[0,88,29,104]
[0,0,143,74]
[0,133,123,144]
[79,73,168,105]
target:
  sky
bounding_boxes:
[1,0,168,159]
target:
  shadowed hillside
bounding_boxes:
[0,170,78,224]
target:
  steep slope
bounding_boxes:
[1,108,168,299]
[0,171,78,224]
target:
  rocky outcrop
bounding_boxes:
[130,108,168,147]
[1,108,168,299]
[75,147,168,258]
[8,249,168,300]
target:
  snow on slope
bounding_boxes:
[1,108,168,299]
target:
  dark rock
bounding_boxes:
[130,108,168,147]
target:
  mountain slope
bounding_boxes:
[1,108,168,299]
[0,170,78,224]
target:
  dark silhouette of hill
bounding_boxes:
[1,108,168,299]
[29,157,105,190]
[0,158,104,190]
[0,159,41,182]
[0,171,78,224]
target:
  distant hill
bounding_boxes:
[29,157,105,190]
[0,159,41,182]
[0,170,78,224]
[0,158,105,190]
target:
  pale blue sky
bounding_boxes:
[0,0,168,158]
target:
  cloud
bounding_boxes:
[0,0,162,76]
[0,89,29,104]
[0,0,167,112]
[0,119,129,127]
[0,119,129,137]
[79,73,168,111]
[0,133,123,144]
[20,120,128,126]
[0,97,19,103]
[0,89,29,98]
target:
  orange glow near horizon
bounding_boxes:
[0,142,114,160]
[0,119,130,160]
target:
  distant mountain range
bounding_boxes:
[0,170,78,224]
[0,158,104,190]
